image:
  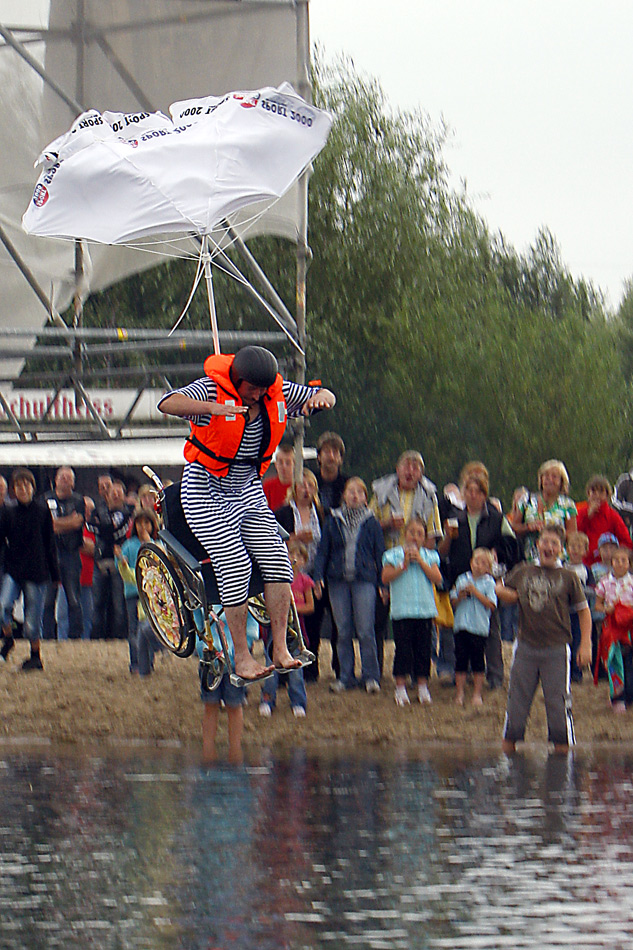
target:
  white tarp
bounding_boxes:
[0,0,308,336]
[0,437,187,468]
[0,437,317,467]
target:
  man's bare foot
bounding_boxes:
[471,695,483,707]
[234,653,273,681]
[272,647,302,671]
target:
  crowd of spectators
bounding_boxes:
[2,441,633,753]
[262,435,633,745]
[0,466,158,671]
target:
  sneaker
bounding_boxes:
[418,685,432,704]
[394,690,410,707]
[329,680,347,694]
[21,655,43,672]
[365,679,381,694]
[0,636,15,662]
[258,702,272,717]
[292,706,306,718]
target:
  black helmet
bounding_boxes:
[231,346,278,389]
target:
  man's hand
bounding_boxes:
[53,510,85,534]
[302,389,336,415]
[208,402,248,416]
[577,641,592,669]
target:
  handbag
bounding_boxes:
[434,587,454,628]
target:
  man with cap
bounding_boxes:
[159,346,335,681]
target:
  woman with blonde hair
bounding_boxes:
[509,459,577,562]
[275,469,324,680]
[274,469,323,572]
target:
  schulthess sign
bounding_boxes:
[0,389,165,422]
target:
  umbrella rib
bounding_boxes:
[206,238,304,356]
[168,243,206,337]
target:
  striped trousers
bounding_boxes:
[181,463,293,606]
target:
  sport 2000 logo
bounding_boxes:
[32,184,49,208]
[233,93,260,109]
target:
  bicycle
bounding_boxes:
[135,467,314,692]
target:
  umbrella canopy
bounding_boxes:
[23,83,332,245]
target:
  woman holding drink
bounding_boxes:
[439,470,520,689]
[275,470,324,680]
[274,470,323,570]
[509,459,577,562]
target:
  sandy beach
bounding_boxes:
[0,638,631,755]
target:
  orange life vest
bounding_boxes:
[183,353,287,477]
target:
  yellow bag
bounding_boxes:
[434,588,454,628]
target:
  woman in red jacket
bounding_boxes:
[576,475,632,566]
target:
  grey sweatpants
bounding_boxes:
[503,639,574,746]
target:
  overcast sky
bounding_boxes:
[310,0,633,309]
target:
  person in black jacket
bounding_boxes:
[439,472,521,689]
[0,468,60,670]
[42,466,86,640]
[313,477,385,693]
[313,431,347,515]
[88,479,133,640]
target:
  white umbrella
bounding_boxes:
[23,82,333,352]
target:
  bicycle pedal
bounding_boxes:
[229,669,275,688]
[294,650,315,668]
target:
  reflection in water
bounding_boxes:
[0,747,632,948]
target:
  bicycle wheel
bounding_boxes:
[286,597,303,656]
[247,594,269,626]
[136,542,196,658]
[247,594,304,656]
[200,649,227,693]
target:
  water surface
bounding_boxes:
[0,745,631,949]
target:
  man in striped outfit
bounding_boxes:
[159,346,335,681]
